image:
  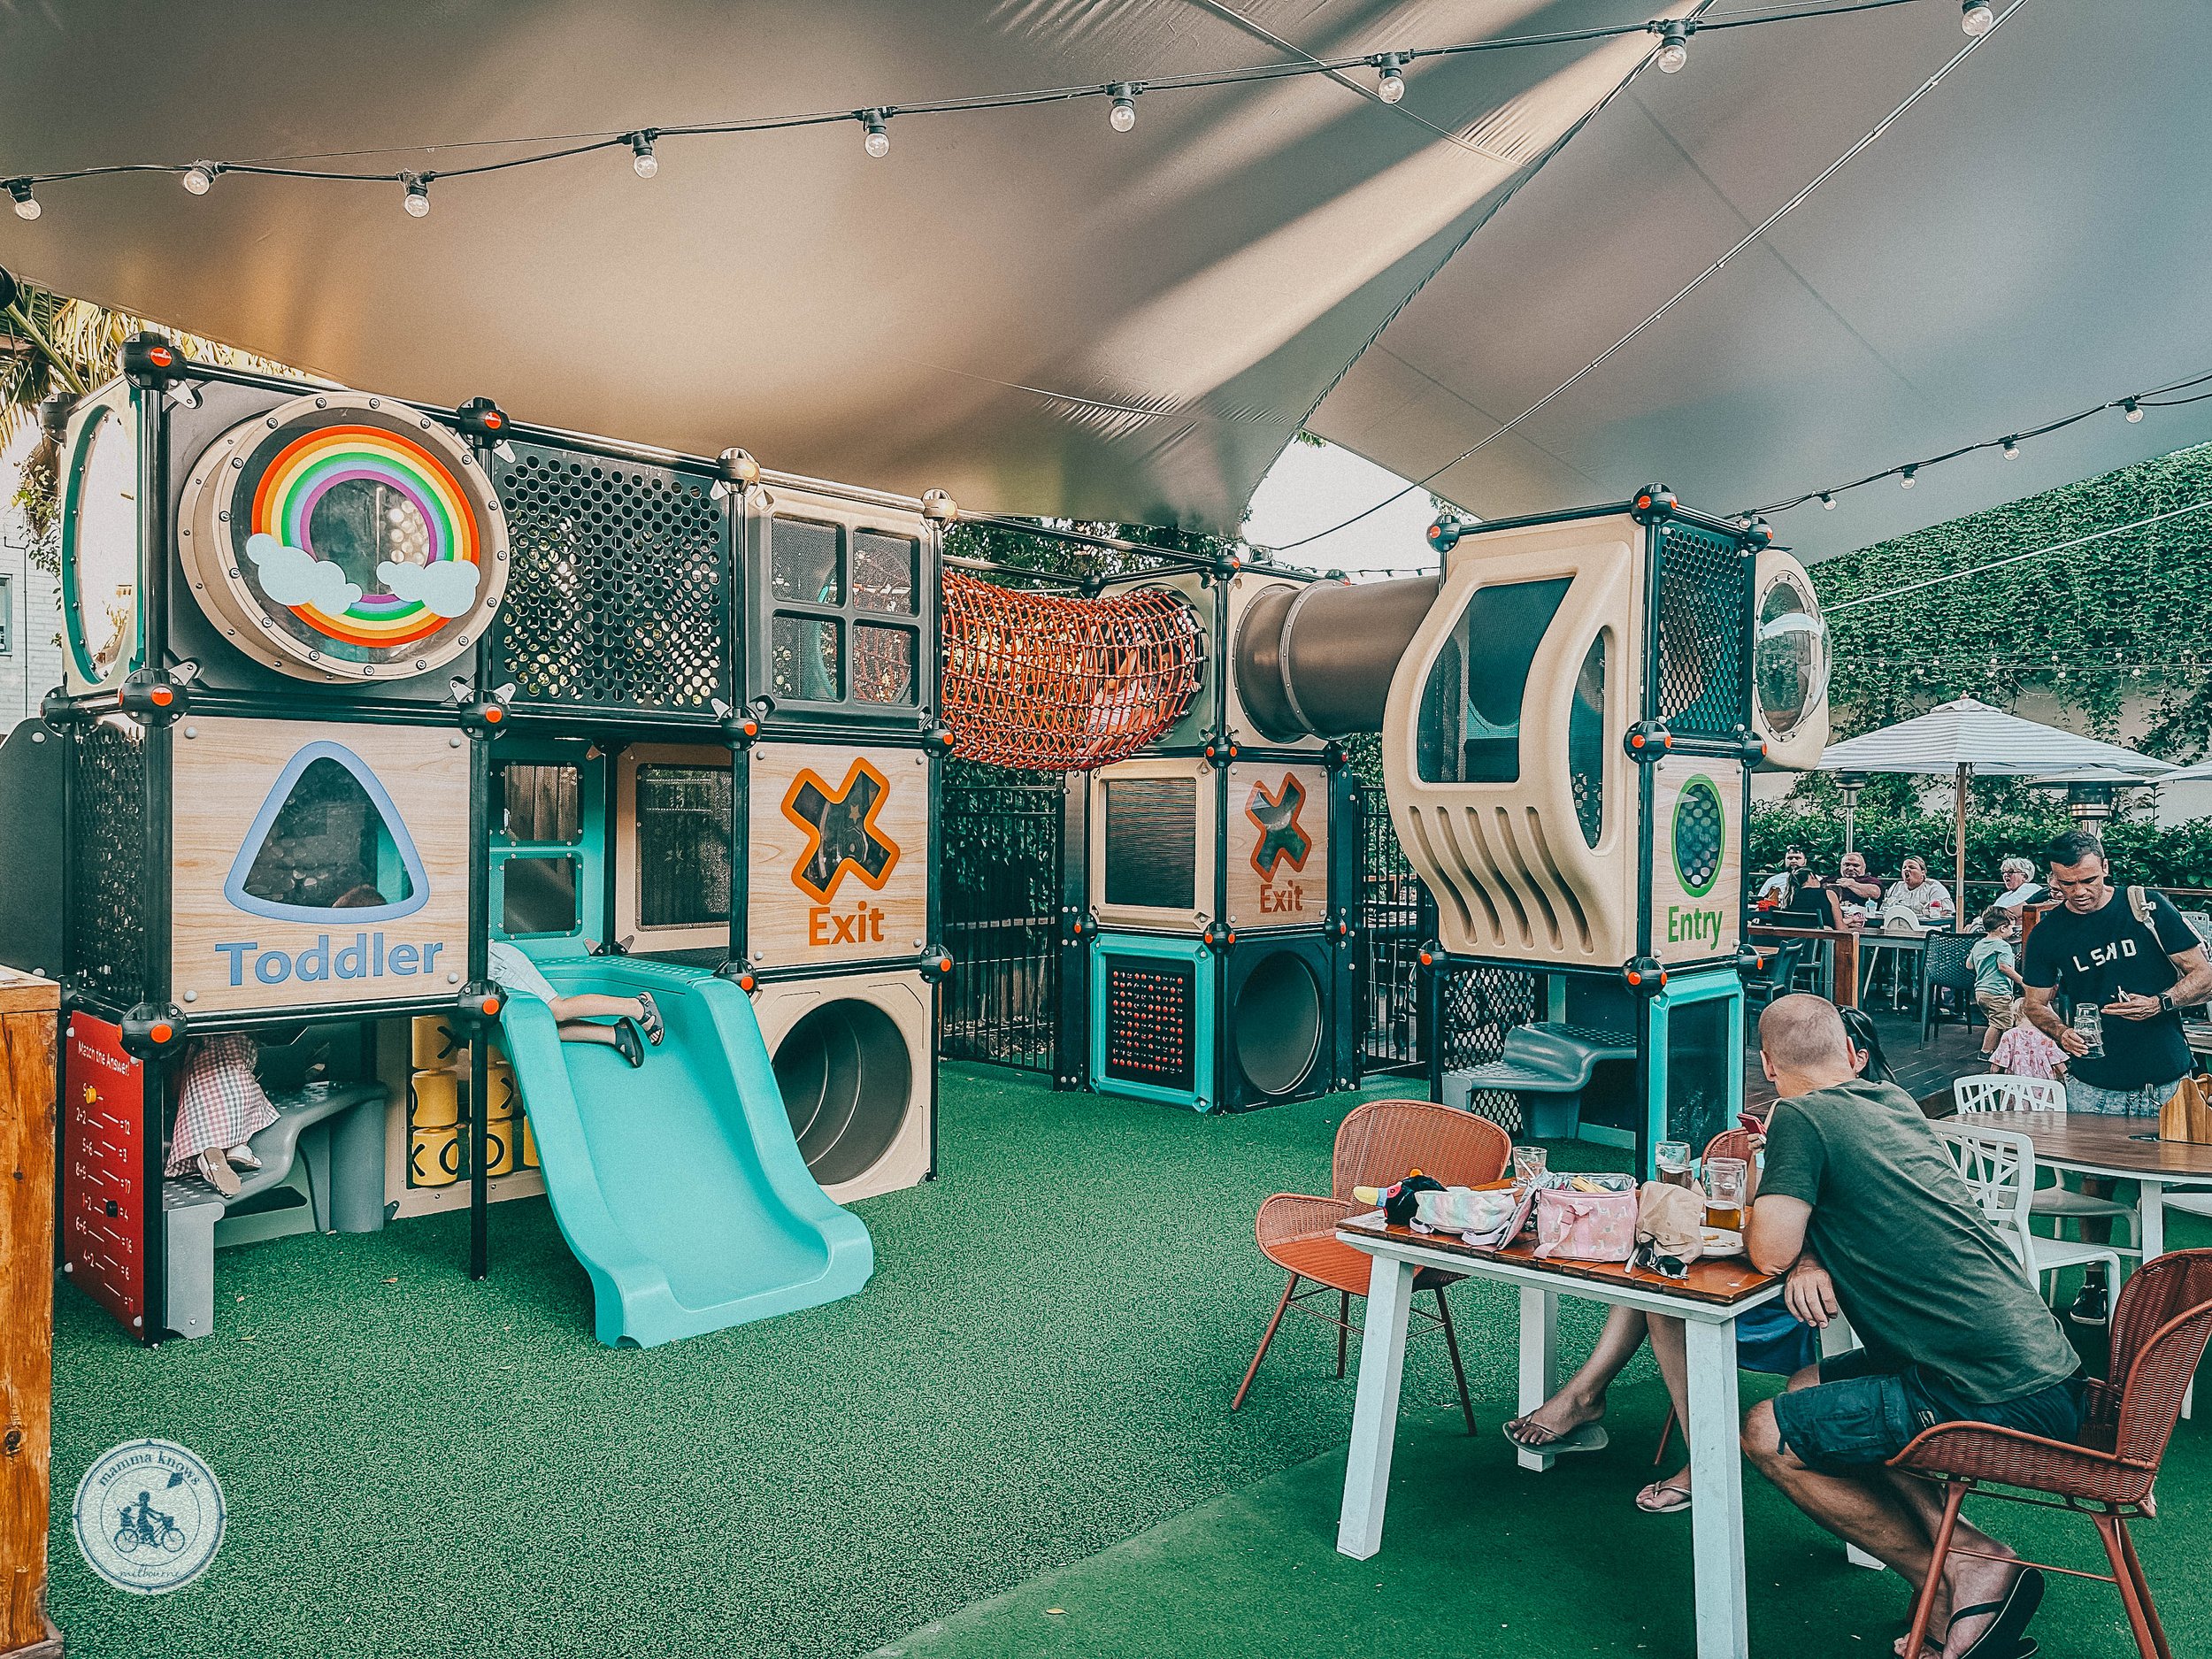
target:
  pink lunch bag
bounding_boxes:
[1531,1188,1638,1263]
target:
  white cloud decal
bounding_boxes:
[246,532,364,613]
[376,557,483,618]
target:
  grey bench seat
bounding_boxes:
[1445,1023,1635,1140]
[163,1079,388,1340]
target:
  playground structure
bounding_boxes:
[0,340,1828,1350]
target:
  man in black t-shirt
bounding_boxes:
[2021,826,2212,1322]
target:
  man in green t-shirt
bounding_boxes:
[1741,995,2082,1659]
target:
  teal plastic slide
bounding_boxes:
[495,948,872,1347]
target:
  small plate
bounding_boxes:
[1701,1227,1746,1258]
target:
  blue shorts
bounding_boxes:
[1735,1300,1819,1378]
[1770,1348,2084,1473]
[2065,1075,2180,1117]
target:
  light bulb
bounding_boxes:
[1374,54,1406,104]
[1108,84,1138,132]
[8,180,39,221]
[403,175,430,218]
[863,111,891,158]
[630,134,658,178]
[182,162,215,196]
[1900,467,1916,489]
[1960,2,1995,36]
[1819,493,1836,511]
[1655,22,1690,73]
[2124,398,2144,423]
[2002,437,2020,460]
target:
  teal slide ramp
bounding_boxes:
[497,950,872,1347]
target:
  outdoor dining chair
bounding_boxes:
[1952,1074,2139,1244]
[1892,1248,2212,1659]
[1922,932,1982,1044]
[1232,1098,1509,1429]
[1936,1121,2129,1302]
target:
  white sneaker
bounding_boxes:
[227,1142,263,1171]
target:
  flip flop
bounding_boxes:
[1634,1480,1692,1514]
[1948,1567,2045,1659]
[635,991,664,1047]
[1501,1419,1609,1455]
[612,1018,647,1069]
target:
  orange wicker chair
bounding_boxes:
[1891,1248,2212,1659]
[1231,1098,1510,1429]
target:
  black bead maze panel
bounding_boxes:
[1651,520,1748,739]
[73,718,150,1009]
[1438,962,1541,1133]
[490,445,727,714]
[1102,957,1196,1093]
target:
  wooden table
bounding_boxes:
[1333,1214,1780,1659]
[1749,923,1859,1007]
[1952,1110,2212,1263]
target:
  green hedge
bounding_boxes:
[1750,803,2212,892]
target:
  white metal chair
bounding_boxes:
[1952,1074,2139,1245]
[1937,1121,2128,1303]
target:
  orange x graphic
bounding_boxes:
[782,757,902,904]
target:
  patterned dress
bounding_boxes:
[167,1033,280,1175]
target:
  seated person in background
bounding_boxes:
[1756,847,1809,903]
[1881,856,1954,927]
[1832,851,1885,927]
[1988,856,2049,913]
[486,940,663,1069]
[1966,907,2025,1056]
[1742,995,2083,1659]
[1776,867,1839,929]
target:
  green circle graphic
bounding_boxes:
[1671,775,1725,898]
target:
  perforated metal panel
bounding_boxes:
[489,443,727,714]
[73,720,150,1009]
[1437,964,1542,1133]
[1102,958,1195,1091]
[1650,521,1748,738]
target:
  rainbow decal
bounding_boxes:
[248,424,482,649]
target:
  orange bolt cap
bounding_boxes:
[481,995,502,1016]
[149,685,174,706]
[483,705,503,723]
[148,1022,173,1044]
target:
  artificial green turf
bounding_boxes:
[47,1066,1481,1659]
[47,1067,2212,1659]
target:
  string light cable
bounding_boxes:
[1821,496,2212,615]
[2,0,1942,219]
[1749,368,2212,518]
[1260,0,2022,555]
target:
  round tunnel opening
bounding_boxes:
[772,999,913,1187]
[1233,949,1324,1097]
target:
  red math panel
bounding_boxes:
[63,1014,147,1333]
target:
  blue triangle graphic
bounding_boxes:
[223,741,432,925]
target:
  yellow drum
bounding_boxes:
[520,1114,539,1170]
[411,1014,465,1072]
[409,1121,462,1187]
[485,1056,518,1123]
[482,1119,518,1179]
[410,1069,459,1127]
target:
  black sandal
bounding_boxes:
[1947,1567,2045,1659]
[635,991,664,1046]
[612,1018,646,1069]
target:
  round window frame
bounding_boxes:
[59,392,142,690]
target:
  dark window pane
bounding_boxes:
[1570,634,1606,849]
[851,624,917,704]
[497,763,581,844]
[772,614,843,701]
[851,531,918,614]
[241,756,415,910]
[1103,778,1196,910]
[1415,578,1571,783]
[635,765,731,927]
[502,855,578,936]
[771,517,843,605]
[1664,995,1732,1150]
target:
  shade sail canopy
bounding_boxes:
[0,0,1675,530]
[1,3,2206,552]
[1309,0,2212,563]
[1819,698,2172,779]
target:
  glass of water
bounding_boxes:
[1513,1145,1548,1185]
[1656,1141,1694,1187]
[2070,1002,2106,1059]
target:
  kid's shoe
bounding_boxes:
[197,1149,242,1197]
[227,1142,262,1171]
[613,1018,646,1069]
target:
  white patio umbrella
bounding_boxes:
[1819,698,2172,910]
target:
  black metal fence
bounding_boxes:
[941,765,1062,1071]
[1348,777,1428,1076]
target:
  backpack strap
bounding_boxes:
[2129,884,2154,930]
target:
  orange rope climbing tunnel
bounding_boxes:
[940,570,1204,772]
